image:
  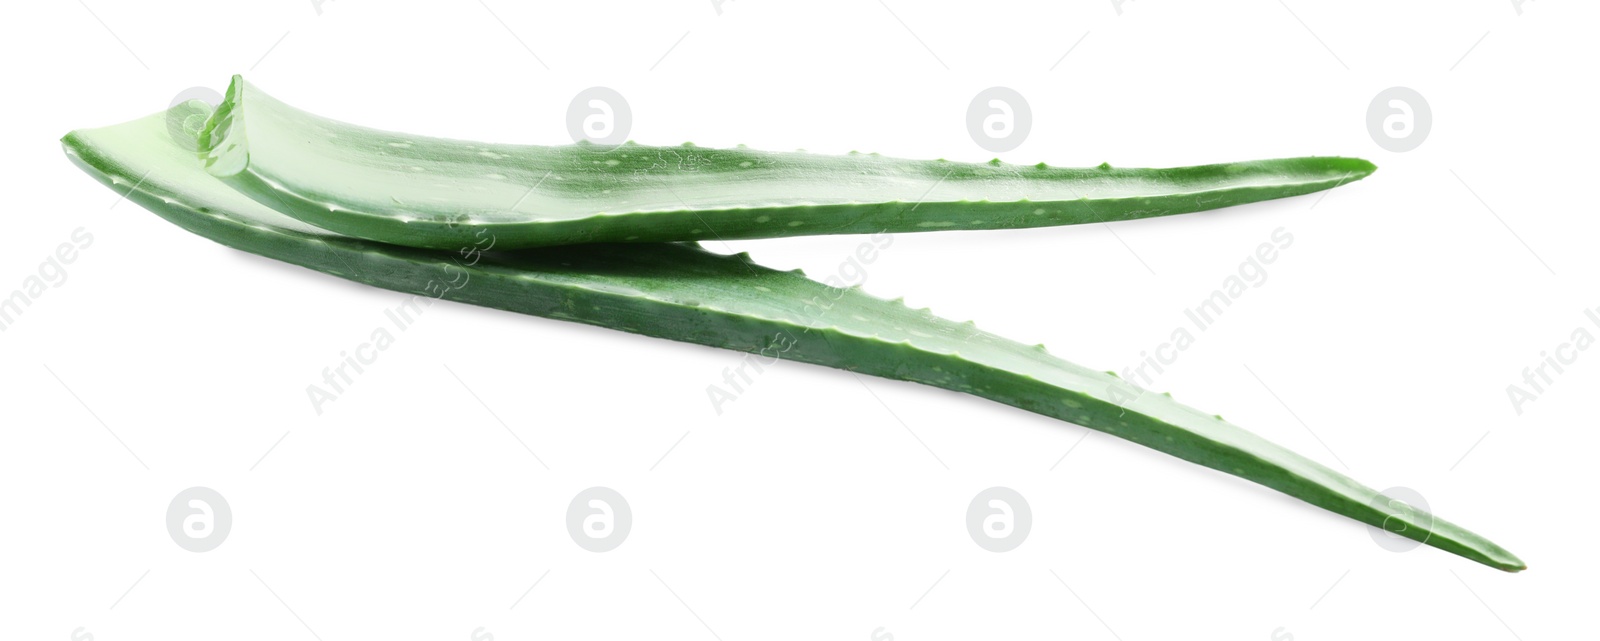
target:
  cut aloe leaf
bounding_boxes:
[62,106,1520,571]
[197,75,1375,250]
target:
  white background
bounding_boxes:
[2,1,1593,639]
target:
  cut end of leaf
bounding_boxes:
[198,75,248,177]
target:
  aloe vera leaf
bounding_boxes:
[197,76,1376,250]
[64,106,1520,571]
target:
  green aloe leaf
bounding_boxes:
[62,105,1522,571]
[198,75,1374,250]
